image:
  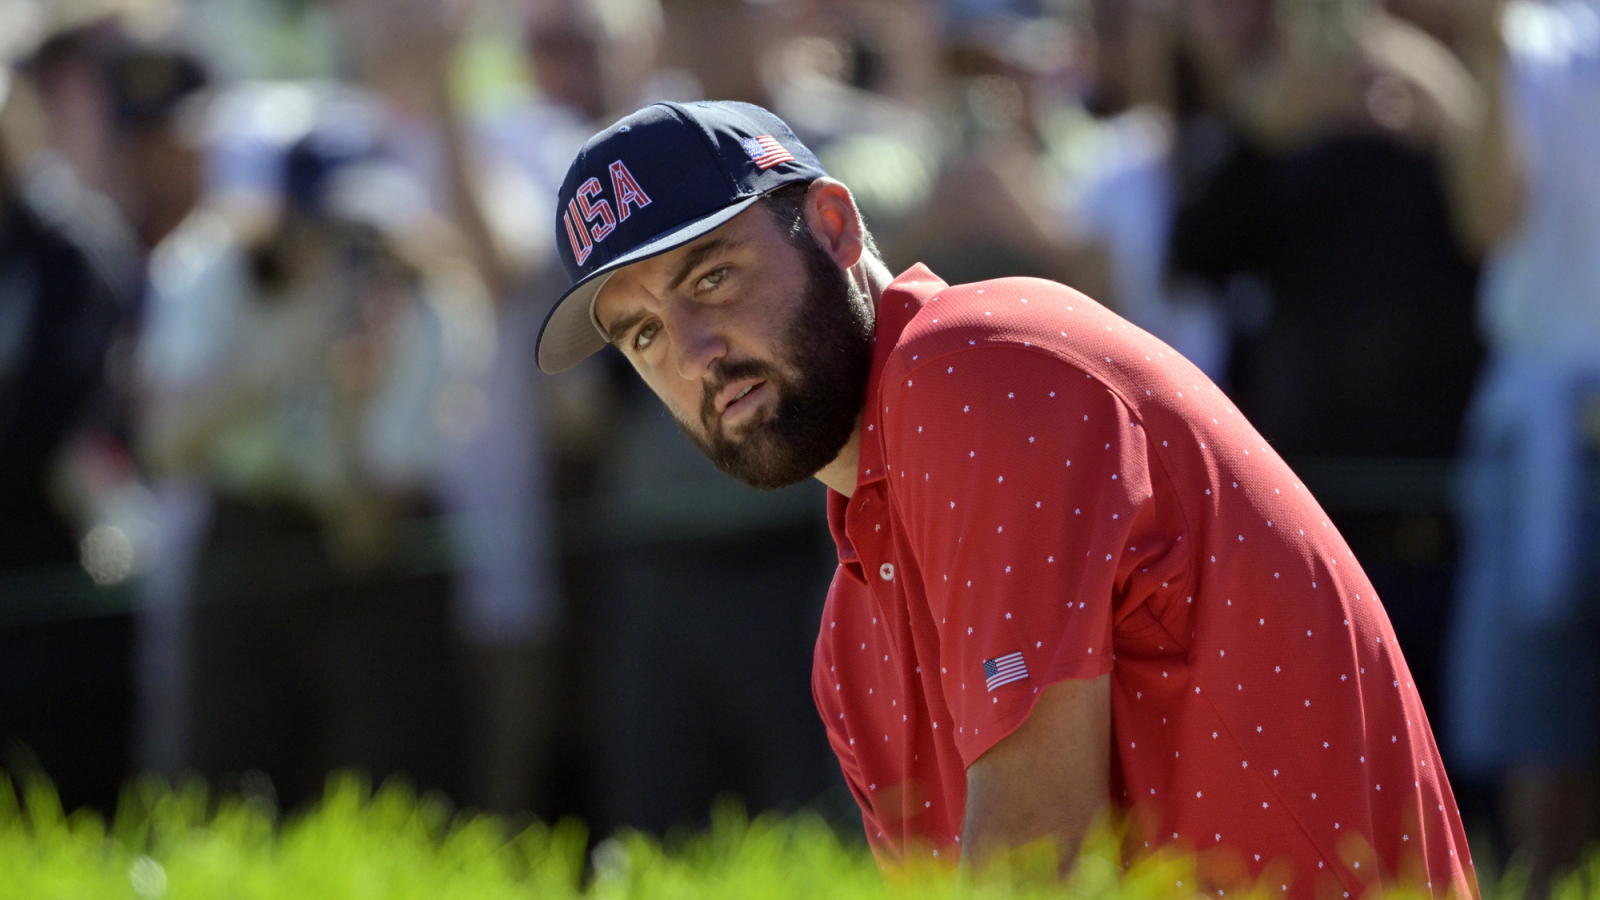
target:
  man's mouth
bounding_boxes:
[716,378,770,421]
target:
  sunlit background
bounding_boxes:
[0,0,1596,890]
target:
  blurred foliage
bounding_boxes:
[0,770,1591,899]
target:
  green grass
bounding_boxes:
[0,771,1593,899]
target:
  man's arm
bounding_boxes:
[962,674,1112,876]
[1438,0,1522,256]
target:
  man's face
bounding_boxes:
[593,200,874,489]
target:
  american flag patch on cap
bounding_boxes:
[741,135,795,170]
[983,651,1029,691]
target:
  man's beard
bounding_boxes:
[674,234,875,490]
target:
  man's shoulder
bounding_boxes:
[873,268,1224,444]
[882,274,1120,380]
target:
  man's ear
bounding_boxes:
[803,178,866,270]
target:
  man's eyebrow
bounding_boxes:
[667,238,741,293]
[603,310,647,345]
[603,238,743,343]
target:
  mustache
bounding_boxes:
[699,358,782,429]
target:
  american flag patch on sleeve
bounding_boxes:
[741,135,795,170]
[983,651,1029,691]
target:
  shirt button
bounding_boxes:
[879,563,895,581]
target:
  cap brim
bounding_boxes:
[536,194,765,373]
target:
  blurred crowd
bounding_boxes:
[0,0,1595,889]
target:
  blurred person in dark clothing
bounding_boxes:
[0,103,126,570]
[3,22,206,556]
[1164,0,1516,724]
[0,5,181,812]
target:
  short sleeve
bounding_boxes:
[880,346,1151,766]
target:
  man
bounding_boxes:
[536,101,1477,898]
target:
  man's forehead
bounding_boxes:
[625,228,734,285]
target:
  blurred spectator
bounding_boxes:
[0,2,167,812]
[1445,0,1600,890]
[886,10,1096,288]
[1068,0,1229,381]
[327,0,575,816]
[105,45,207,250]
[0,15,140,572]
[99,41,213,784]
[1165,0,1505,722]
[457,0,639,817]
[137,105,485,809]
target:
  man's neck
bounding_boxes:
[814,257,894,498]
[814,415,863,497]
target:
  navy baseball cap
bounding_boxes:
[536,101,827,373]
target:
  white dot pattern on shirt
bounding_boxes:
[818,291,1454,881]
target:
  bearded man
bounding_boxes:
[535,101,1478,898]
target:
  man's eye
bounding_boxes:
[633,321,661,350]
[695,267,727,292]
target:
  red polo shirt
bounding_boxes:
[813,265,1475,899]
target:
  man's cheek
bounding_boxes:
[675,404,710,444]
[640,370,693,421]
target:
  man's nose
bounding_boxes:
[670,304,728,381]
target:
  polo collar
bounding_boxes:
[826,263,948,581]
[856,263,947,489]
